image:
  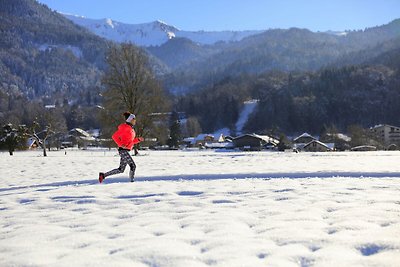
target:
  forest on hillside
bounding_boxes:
[176,59,400,136]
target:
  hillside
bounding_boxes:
[146,38,221,70]
[0,0,119,131]
[163,20,400,93]
[0,0,110,101]
[177,38,400,135]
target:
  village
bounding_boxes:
[16,99,399,154]
[25,123,400,153]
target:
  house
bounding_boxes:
[293,132,317,144]
[67,128,96,148]
[233,133,279,151]
[182,137,196,147]
[321,133,351,151]
[204,134,234,149]
[224,135,234,142]
[194,134,215,147]
[204,142,234,149]
[87,129,100,139]
[292,133,318,151]
[217,134,225,143]
[303,140,334,152]
[371,124,400,146]
[27,138,40,149]
[182,134,215,148]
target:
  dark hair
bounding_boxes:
[123,112,131,120]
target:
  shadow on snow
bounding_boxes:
[0,172,400,195]
[1,172,400,193]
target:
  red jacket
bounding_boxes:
[112,123,141,151]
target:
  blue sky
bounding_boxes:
[37,0,400,32]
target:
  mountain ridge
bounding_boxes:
[63,13,263,46]
[160,20,400,93]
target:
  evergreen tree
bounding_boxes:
[0,123,27,155]
[167,111,181,148]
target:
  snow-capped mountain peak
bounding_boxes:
[63,14,181,46]
[105,18,115,29]
[153,20,179,31]
[63,14,263,47]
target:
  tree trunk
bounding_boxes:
[43,146,47,157]
[43,137,48,157]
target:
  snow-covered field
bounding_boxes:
[1,149,400,267]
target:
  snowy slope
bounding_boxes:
[1,150,400,266]
[325,30,349,36]
[213,100,259,136]
[64,14,263,46]
[64,14,177,46]
[235,100,259,135]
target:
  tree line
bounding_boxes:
[177,58,400,138]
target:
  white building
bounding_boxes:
[371,124,400,145]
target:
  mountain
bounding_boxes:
[331,36,400,68]
[64,14,263,46]
[64,15,177,47]
[147,27,350,81]
[162,20,400,93]
[174,21,400,134]
[0,0,110,101]
[370,44,400,69]
[146,38,221,70]
[63,12,400,95]
[179,54,400,135]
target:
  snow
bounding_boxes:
[63,14,262,46]
[105,18,115,29]
[235,100,259,135]
[214,100,259,137]
[1,149,400,266]
[324,30,349,36]
[37,44,83,58]
[63,15,172,45]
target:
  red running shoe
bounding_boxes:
[99,172,105,183]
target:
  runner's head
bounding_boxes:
[123,112,136,124]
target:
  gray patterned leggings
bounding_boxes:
[104,149,136,179]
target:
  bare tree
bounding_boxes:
[30,121,53,157]
[28,108,67,157]
[101,43,170,140]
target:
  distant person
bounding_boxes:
[99,112,144,183]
